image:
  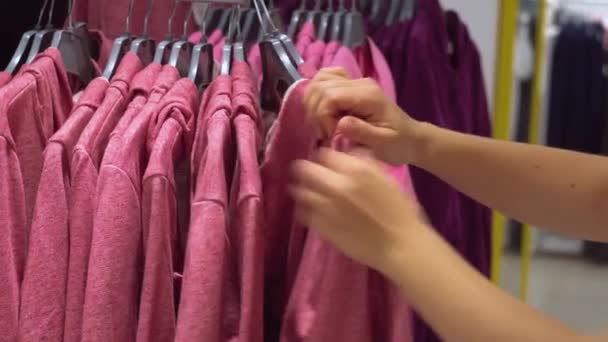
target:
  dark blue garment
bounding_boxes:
[548,22,607,153]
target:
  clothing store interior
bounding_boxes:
[0,0,607,340]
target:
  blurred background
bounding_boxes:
[444,0,608,332]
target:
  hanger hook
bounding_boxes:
[253,0,267,36]
[182,4,193,40]
[36,0,51,29]
[46,0,57,28]
[125,0,135,35]
[195,2,209,42]
[257,0,277,32]
[226,5,241,44]
[143,0,156,37]
[167,0,180,39]
[68,0,77,29]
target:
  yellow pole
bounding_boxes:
[520,0,547,301]
[491,0,520,285]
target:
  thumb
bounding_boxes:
[337,116,387,147]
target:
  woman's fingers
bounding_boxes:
[291,159,345,195]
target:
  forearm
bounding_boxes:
[388,228,595,342]
[410,122,608,241]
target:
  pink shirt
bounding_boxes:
[64,53,144,342]
[0,48,72,342]
[248,44,262,82]
[229,61,265,342]
[355,38,397,105]
[18,77,109,342]
[0,71,12,87]
[321,41,341,68]
[137,79,197,342]
[260,79,316,341]
[278,45,414,342]
[296,22,316,56]
[304,40,327,70]
[176,75,234,342]
[7,48,73,262]
[81,66,179,342]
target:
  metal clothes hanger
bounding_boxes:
[232,6,247,63]
[241,3,261,46]
[26,0,58,64]
[287,0,310,38]
[398,0,417,22]
[260,0,303,65]
[51,0,95,87]
[102,0,136,79]
[153,0,181,64]
[318,0,333,41]
[330,0,346,42]
[386,0,401,25]
[169,4,196,76]
[306,0,323,30]
[220,5,241,75]
[5,0,51,75]
[130,0,157,66]
[188,2,214,90]
[216,5,234,34]
[370,0,389,24]
[73,21,101,62]
[342,0,366,49]
[267,0,285,32]
[254,0,301,111]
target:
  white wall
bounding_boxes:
[441,0,500,108]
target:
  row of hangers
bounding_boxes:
[101,0,306,112]
[4,0,417,112]
[3,0,303,112]
[286,0,416,48]
[6,0,100,87]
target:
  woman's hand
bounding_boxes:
[289,148,429,276]
[304,67,421,166]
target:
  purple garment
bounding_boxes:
[398,1,492,341]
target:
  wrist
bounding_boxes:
[381,222,438,282]
[402,120,435,167]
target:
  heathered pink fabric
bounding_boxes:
[278,47,414,342]
[321,41,340,68]
[248,44,262,81]
[176,75,234,342]
[209,29,224,45]
[137,79,197,342]
[228,61,265,342]
[260,79,314,341]
[355,38,397,109]
[64,53,144,342]
[304,40,326,70]
[18,77,109,342]
[0,72,12,87]
[296,22,315,56]
[0,136,21,342]
[189,29,223,46]
[81,66,179,342]
[0,48,72,342]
